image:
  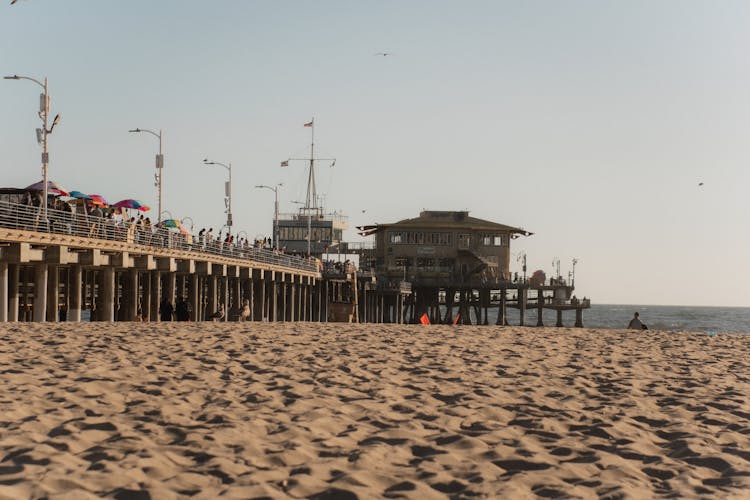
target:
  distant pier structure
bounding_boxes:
[347,210,591,327]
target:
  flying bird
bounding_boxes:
[10,0,19,4]
[374,52,393,56]
[698,182,704,186]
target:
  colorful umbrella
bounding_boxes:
[88,194,108,206]
[68,190,91,200]
[112,199,150,211]
[159,219,181,228]
[25,180,70,197]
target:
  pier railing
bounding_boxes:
[0,200,318,273]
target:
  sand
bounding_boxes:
[0,323,749,499]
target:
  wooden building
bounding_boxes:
[375,210,531,287]
[355,210,589,326]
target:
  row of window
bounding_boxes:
[389,231,508,247]
[279,227,342,242]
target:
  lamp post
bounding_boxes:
[129,128,164,224]
[4,74,61,225]
[256,183,282,251]
[203,159,232,230]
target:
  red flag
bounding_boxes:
[453,313,460,325]
[419,313,430,325]
[303,120,313,127]
[280,160,289,167]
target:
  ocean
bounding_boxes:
[493,304,750,334]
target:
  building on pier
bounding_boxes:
[349,210,591,327]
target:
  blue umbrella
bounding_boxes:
[68,190,91,200]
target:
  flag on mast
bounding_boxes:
[303,120,313,127]
[280,160,289,167]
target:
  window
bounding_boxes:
[417,258,435,268]
[458,234,470,248]
[389,232,402,244]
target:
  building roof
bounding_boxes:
[375,211,532,236]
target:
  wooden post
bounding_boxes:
[8,264,19,322]
[0,262,7,323]
[33,264,48,322]
[575,307,584,328]
[556,309,563,327]
[150,270,161,322]
[100,267,115,322]
[537,290,544,327]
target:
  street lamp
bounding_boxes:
[203,159,232,230]
[4,74,61,225]
[129,128,164,224]
[255,183,282,251]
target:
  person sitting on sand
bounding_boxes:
[209,303,225,322]
[628,312,648,330]
[239,299,251,322]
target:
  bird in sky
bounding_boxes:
[10,0,19,4]
[698,182,704,186]
[374,52,393,57]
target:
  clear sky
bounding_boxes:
[2,1,749,307]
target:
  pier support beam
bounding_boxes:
[100,267,115,322]
[142,272,151,322]
[33,264,48,322]
[496,290,506,326]
[290,281,296,321]
[190,274,199,322]
[575,308,584,328]
[519,289,527,326]
[556,309,563,327]
[8,264,19,322]
[150,271,161,322]
[537,291,544,327]
[207,275,217,321]
[0,262,7,322]
[69,265,82,322]
[127,269,139,321]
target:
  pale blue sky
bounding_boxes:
[2,1,749,306]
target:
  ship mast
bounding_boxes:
[305,119,317,213]
[289,118,335,216]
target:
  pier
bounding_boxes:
[0,200,321,323]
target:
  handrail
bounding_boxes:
[0,200,318,273]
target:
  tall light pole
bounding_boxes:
[5,74,61,225]
[256,183,282,251]
[129,128,163,224]
[204,159,232,230]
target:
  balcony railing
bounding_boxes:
[0,200,318,273]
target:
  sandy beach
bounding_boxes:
[0,323,749,499]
